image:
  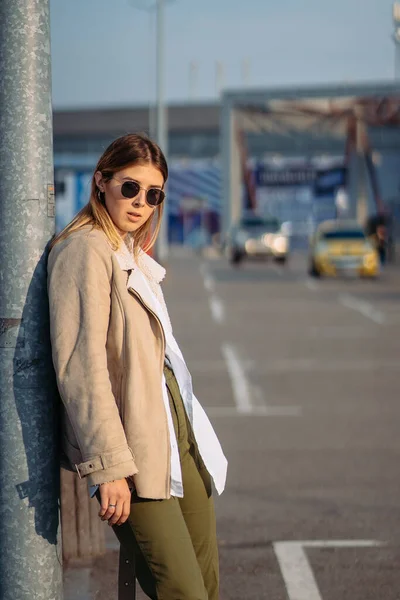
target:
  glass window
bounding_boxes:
[323,230,365,240]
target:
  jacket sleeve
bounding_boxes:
[48,233,138,485]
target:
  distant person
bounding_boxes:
[48,133,227,600]
[372,224,387,266]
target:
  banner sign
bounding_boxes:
[255,166,317,187]
[255,164,347,195]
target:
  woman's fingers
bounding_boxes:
[114,500,131,526]
[97,479,131,524]
[102,495,118,522]
[98,489,110,518]
[108,501,124,526]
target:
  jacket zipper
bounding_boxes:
[127,286,171,497]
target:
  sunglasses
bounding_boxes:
[116,179,165,207]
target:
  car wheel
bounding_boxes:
[230,249,243,265]
[274,255,287,265]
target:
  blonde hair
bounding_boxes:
[50,133,168,256]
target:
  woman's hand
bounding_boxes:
[98,478,131,526]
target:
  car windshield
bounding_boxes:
[322,230,366,241]
[239,217,280,233]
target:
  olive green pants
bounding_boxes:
[109,365,219,600]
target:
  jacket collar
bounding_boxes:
[114,239,136,272]
[114,236,166,284]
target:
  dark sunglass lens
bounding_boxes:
[121,181,140,199]
[147,189,165,206]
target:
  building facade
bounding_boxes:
[54,83,400,244]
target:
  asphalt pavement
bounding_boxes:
[65,249,400,600]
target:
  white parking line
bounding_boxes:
[221,344,302,416]
[305,278,319,291]
[209,295,225,324]
[339,293,385,324]
[221,343,253,414]
[201,262,217,294]
[274,540,383,600]
[203,273,215,292]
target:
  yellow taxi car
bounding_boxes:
[308,220,379,278]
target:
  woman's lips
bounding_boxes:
[127,212,142,222]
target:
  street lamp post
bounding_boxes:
[130,0,169,261]
[132,0,168,262]
[155,0,169,262]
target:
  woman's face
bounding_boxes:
[95,162,164,238]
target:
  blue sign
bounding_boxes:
[313,167,347,198]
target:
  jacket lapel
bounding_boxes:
[126,268,160,318]
[113,243,165,325]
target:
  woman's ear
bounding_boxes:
[94,171,104,192]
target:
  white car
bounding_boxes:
[225,215,289,265]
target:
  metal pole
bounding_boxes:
[355,116,369,226]
[148,10,156,139]
[155,0,169,261]
[0,1,63,599]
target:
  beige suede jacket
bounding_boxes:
[48,227,172,499]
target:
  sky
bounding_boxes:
[50,0,396,109]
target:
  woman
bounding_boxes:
[48,133,228,600]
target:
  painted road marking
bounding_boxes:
[274,540,383,600]
[201,263,221,320]
[305,278,319,291]
[221,343,253,414]
[209,295,225,323]
[203,273,215,292]
[200,263,215,291]
[339,293,385,324]
[221,343,301,416]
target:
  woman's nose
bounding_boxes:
[132,190,146,207]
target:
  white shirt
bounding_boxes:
[90,241,227,498]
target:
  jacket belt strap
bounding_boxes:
[75,447,134,479]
